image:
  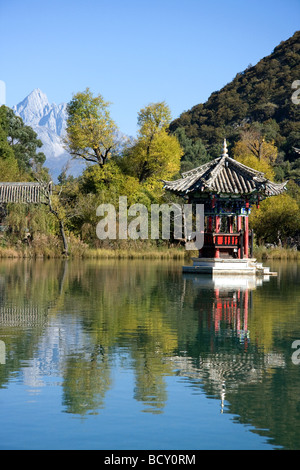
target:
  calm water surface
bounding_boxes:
[0,258,300,450]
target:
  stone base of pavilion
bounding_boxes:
[182,257,276,276]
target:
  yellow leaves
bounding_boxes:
[250,193,300,243]
[137,101,172,139]
[65,88,118,165]
[237,153,275,180]
[232,138,277,180]
[125,129,182,184]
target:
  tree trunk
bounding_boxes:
[59,219,69,256]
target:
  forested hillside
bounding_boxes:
[169,30,300,172]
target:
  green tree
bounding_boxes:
[250,194,300,244]
[65,88,119,167]
[0,126,21,181]
[0,105,45,175]
[174,127,210,172]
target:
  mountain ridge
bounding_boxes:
[169,30,300,162]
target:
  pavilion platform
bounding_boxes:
[182,257,276,276]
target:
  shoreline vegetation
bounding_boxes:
[0,239,299,261]
[1,85,300,263]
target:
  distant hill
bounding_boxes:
[169,31,300,162]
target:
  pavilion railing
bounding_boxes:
[201,230,254,258]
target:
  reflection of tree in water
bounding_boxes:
[67,263,178,415]
[131,323,169,414]
[0,259,178,415]
[0,259,61,390]
[62,346,111,416]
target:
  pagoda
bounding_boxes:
[163,140,288,275]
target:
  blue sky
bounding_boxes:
[0,0,299,137]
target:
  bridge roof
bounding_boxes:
[0,182,51,204]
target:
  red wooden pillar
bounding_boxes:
[210,195,215,233]
[215,216,221,258]
[244,216,249,258]
[228,216,233,233]
[237,216,242,259]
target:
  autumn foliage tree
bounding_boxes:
[121,102,183,184]
[65,88,119,167]
[250,194,300,245]
[232,128,278,180]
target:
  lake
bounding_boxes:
[0,257,299,450]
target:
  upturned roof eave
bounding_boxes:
[162,139,288,198]
[163,178,288,198]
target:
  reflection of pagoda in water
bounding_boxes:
[184,273,266,344]
[175,274,286,412]
[212,286,250,344]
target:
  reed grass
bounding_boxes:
[253,245,300,260]
[84,247,195,260]
[0,237,197,260]
[0,247,20,258]
[0,238,298,261]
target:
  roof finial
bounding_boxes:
[222,138,228,158]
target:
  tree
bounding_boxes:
[237,127,277,163]
[0,125,21,181]
[121,102,183,183]
[65,88,119,167]
[173,127,211,173]
[250,194,300,245]
[137,101,172,139]
[0,105,45,175]
[232,131,278,180]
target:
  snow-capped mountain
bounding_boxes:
[12,89,84,180]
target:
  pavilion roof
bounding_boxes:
[163,140,288,198]
[0,182,51,204]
